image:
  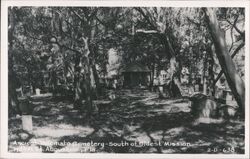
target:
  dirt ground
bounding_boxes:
[8,89,245,153]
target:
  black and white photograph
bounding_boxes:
[0,0,249,158]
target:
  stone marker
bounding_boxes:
[35,88,41,95]
[19,97,33,131]
[22,115,33,131]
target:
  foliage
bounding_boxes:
[8,7,245,113]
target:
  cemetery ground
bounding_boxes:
[8,89,244,153]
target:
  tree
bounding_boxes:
[134,7,184,97]
[8,7,22,115]
[213,8,245,87]
[9,6,245,117]
[203,8,245,114]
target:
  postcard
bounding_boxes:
[1,0,249,158]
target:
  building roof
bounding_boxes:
[122,63,151,73]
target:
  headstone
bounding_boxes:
[215,88,223,99]
[225,91,233,101]
[194,84,199,92]
[189,93,218,119]
[225,90,237,106]
[35,88,40,95]
[158,86,163,92]
[22,115,33,131]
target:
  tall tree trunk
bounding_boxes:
[168,55,183,97]
[82,37,94,116]
[150,61,156,91]
[92,64,101,97]
[207,45,215,96]
[162,35,183,97]
[203,8,245,114]
[73,52,83,109]
[8,7,21,115]
[89,46,99,98]
[202,51,208,95]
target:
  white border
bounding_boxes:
[1,0,249,159]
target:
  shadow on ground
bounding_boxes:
[8,89,245,153]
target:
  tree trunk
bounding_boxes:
[169,57,183,97]
[213,42,245,86]
[202,51,208,95]
[150,62,156,91]
[90,66,97,98]
[207,44,215,96]
[89,44,100,98]
[82,38,94,116]
[73,52,83,109]
[161,34,183,97]
[203,8,245,114]
[92,64,101,97]
[8,7,21,115]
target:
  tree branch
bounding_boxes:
[89,8,99,21]
[186,17,201,27]
[135,7,175,57]
[134,7,157,30]
[213,41,245,85]
[70,9,86,22]
[136,29,158,34]
[228,27,235,52]
[226,16,244,37]
[94,15,109,28]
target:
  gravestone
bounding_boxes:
[189,93,237,124]
[22,115,33,131]
[19,97,33,131]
